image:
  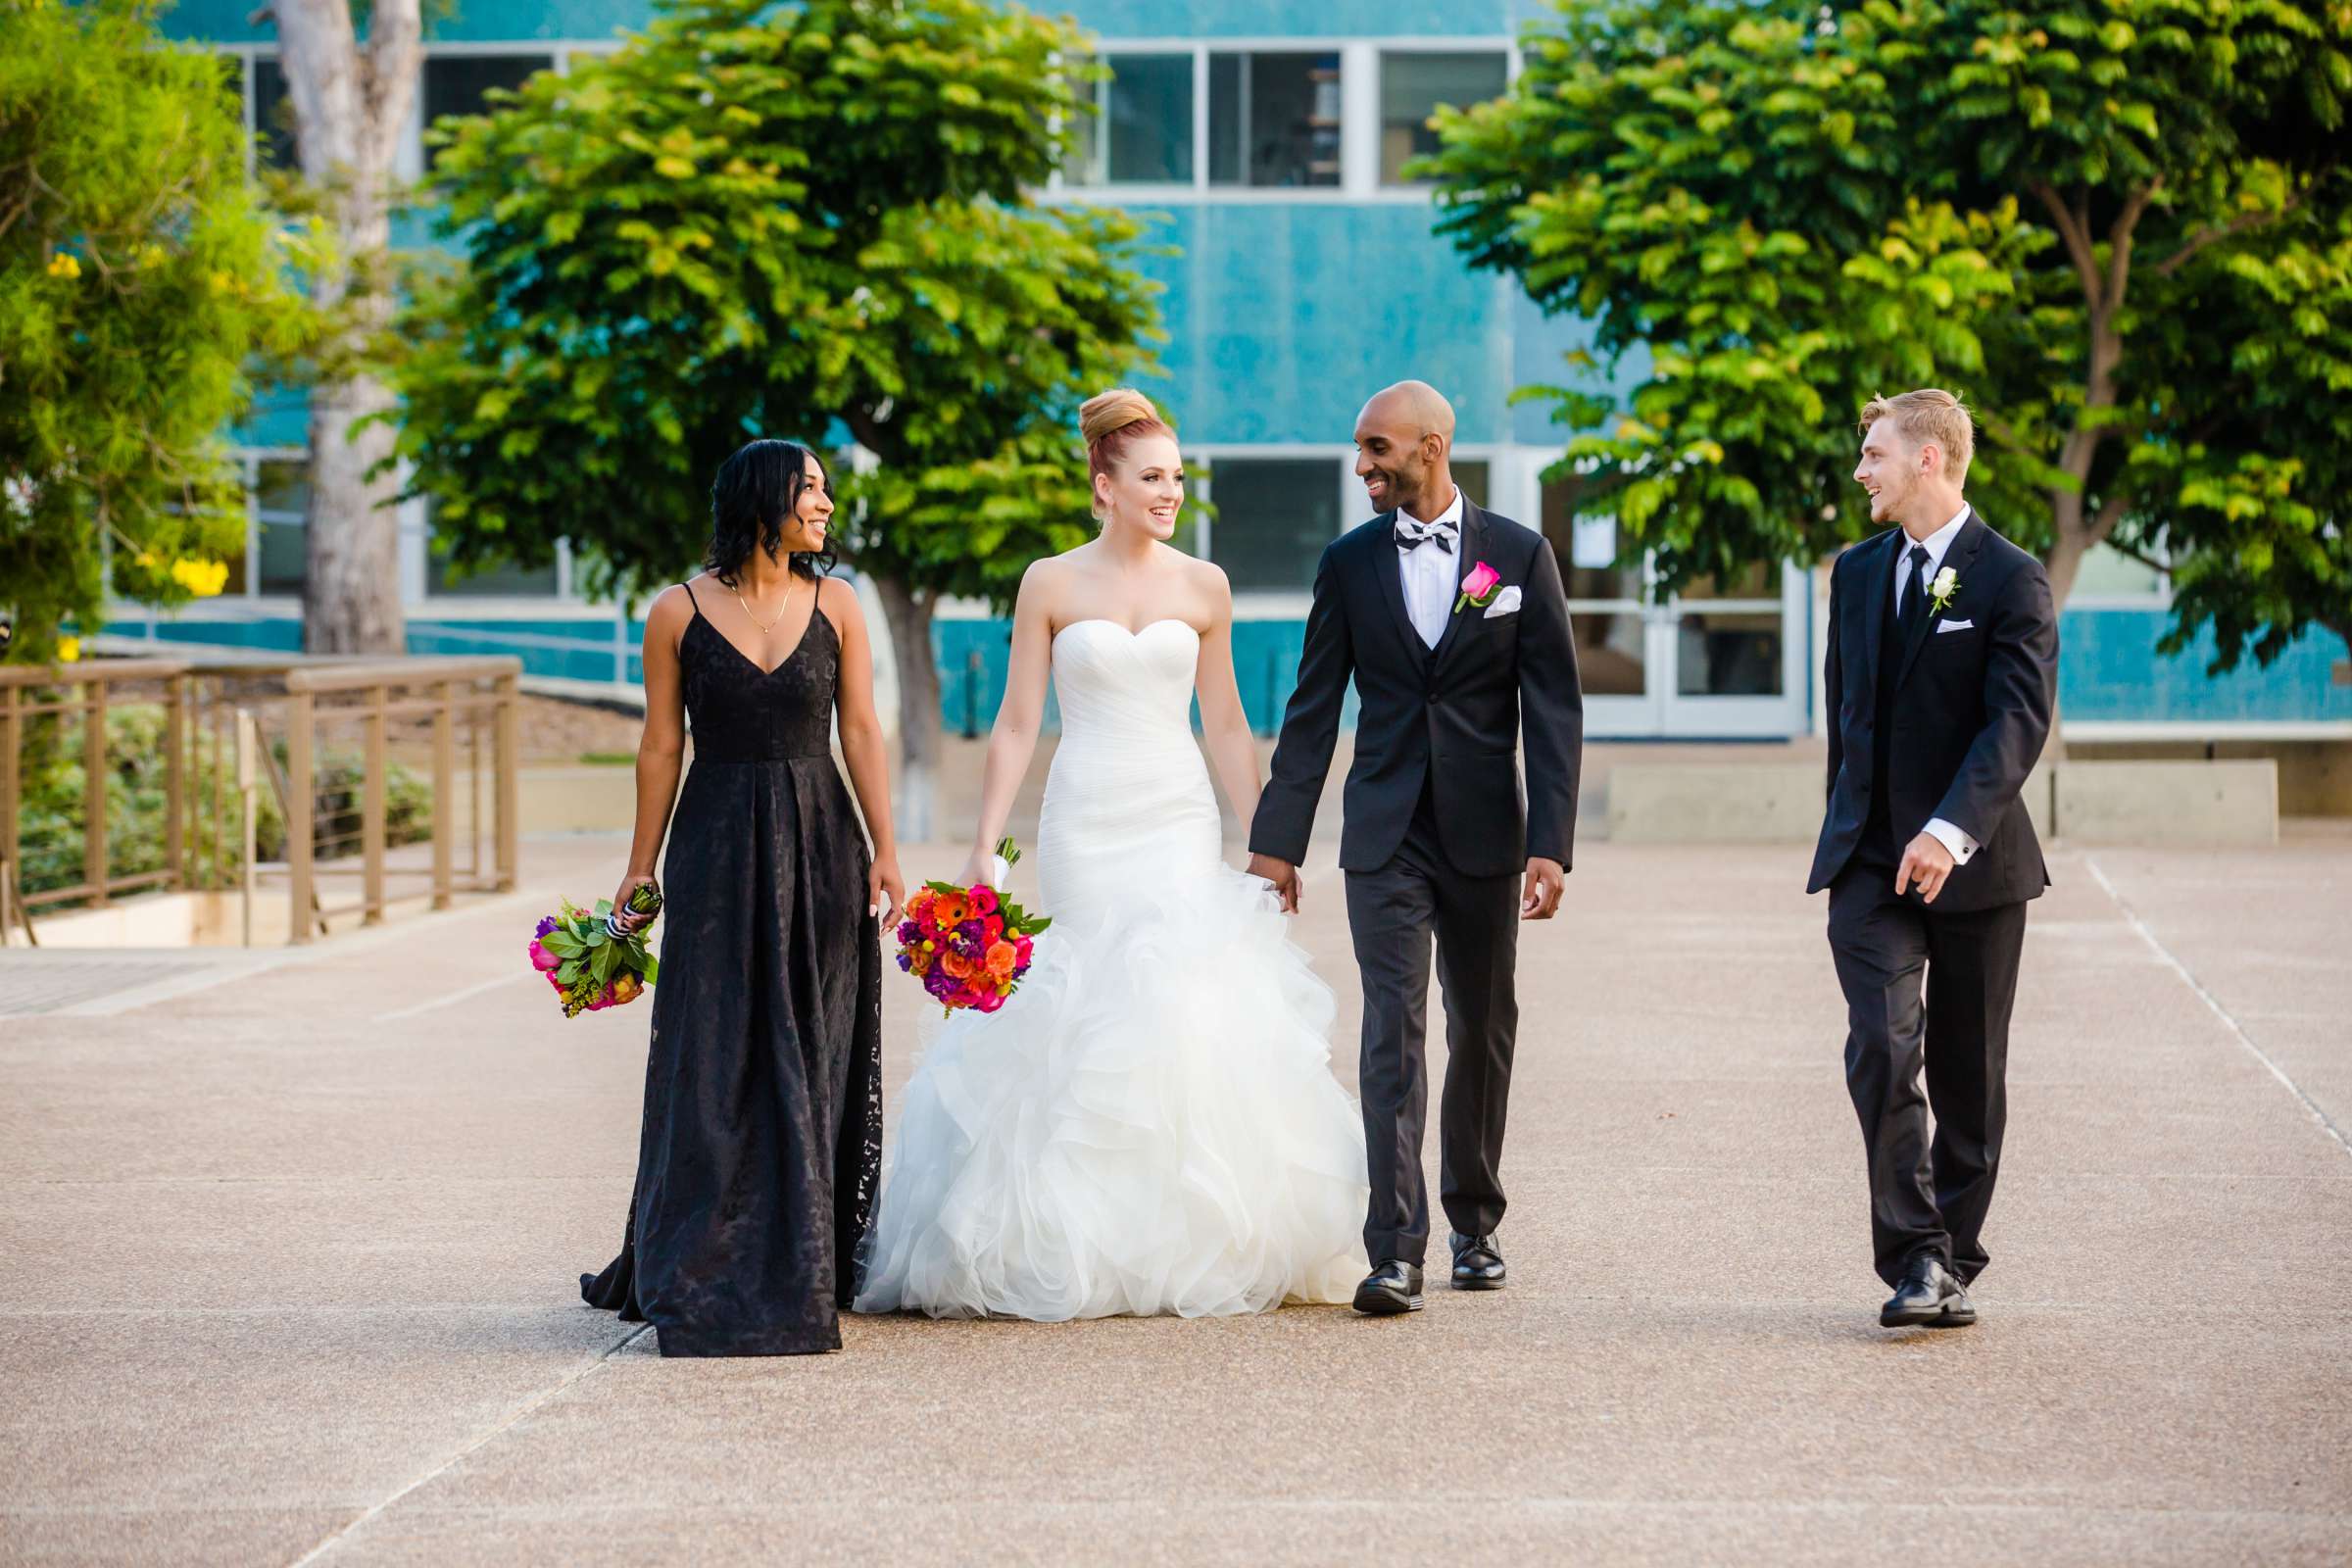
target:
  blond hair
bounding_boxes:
[1079,388,1177,517]
[1859,388,1975,482]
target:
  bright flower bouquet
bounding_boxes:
[529,884,662,1017]
[896,837,1051,1017]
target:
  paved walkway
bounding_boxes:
[3,832,2347,1564]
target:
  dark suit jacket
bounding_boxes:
[1809,512,2058,911]
[1250,501,1584,879]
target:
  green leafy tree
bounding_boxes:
[0,0,310,663]
[1423,0,2352,686]
[395,0,1161,833]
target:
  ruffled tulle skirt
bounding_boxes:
[854,821,1368,1320]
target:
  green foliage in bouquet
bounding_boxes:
[533,887,662,1017]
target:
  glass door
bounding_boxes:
[1658,561,1809,737]
[1541,483,1809,737]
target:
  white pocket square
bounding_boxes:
[1484,586,1522,618]
[1936,618,1975,633]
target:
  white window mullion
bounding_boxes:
[1193,47,1210,191]
[1340,41,1378,198]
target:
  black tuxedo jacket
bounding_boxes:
[1809,512,2058,911]
[1250,502,1584,879]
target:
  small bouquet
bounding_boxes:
[896,837,1052,1017]
[529,884,662,1017]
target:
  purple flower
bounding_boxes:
[534,914,559,939]
[957,919,985,945]
[895,952,912,972]
[897,920,921,945]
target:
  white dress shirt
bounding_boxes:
[1894,503,1980,866]
[1396,484,1466,650]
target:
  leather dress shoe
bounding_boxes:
[1880,1254,1972,1328]
[1448,1231,1505,1291]
[1351,1259,1424,1315]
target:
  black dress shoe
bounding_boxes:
[1352,1260,1424,1315]
[1448,1231,1505,1291]
[1880,1254,1970,1328]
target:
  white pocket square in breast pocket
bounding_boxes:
[1936,617,1975,633]
[1484,586,1522,618]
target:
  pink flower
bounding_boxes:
[967,884,1000,915]
[1455,561,1501,612]
[528,939,561,971]
[976,990,1004,1013]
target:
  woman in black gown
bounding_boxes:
[582,439,905,1356]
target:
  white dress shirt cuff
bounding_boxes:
[1922,817,1980,864]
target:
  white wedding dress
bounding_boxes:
[855,617,1369,1319]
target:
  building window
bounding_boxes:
[1208,53,1342,188]
[1544,478,1646,696]
[250,57,297,172]
[2072,542,2169,600]
[1674,563,1783,696]
[422,54,555,169]
[426,505,560,598]
[1070,54,1195,185]
[1205,458,1339,591]
[1379,52,1508,185]
[255,460,308,597]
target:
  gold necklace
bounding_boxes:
[730,575,796,633]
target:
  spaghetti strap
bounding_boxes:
[682,579,702,618]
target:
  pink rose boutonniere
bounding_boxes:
[1454,561,1502,615]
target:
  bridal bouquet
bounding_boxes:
[529,884,662,1017]
[896,837,1051,1017]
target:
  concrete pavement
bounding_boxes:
[2,830,2347,1564]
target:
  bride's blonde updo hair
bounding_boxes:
[1079,388,1177,518]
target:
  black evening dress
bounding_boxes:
[581,585,884,1355]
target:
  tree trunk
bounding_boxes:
[270,0,421,655]
[872,570,944,844]
[2038,495,2101,766]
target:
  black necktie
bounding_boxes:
[1898,544,1931,635]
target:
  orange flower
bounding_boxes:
[933,893,969,927]
[907,949,932,975]
[984,940,1017,980]
[941,952,974,980]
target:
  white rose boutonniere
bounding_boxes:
[1928,566,1960,614]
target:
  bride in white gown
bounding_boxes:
[855,389,1368,1320]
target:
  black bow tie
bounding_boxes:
[1395,516,1457,553]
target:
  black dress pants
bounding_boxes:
[1344,796,1522,1267]
[1829,861,2028,1288]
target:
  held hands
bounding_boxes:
[611,871,660,935]
[1896,831,1956,905]
[1247,853,1301,915]
[1521,857,1565,920]
[868,856,906,927]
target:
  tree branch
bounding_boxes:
[2154,191,2302,278]
[2031,179,2102,305]
[2104,179,2160,313]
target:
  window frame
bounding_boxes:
[1051,36,1517,204]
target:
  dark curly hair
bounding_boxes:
[705,439,836,585]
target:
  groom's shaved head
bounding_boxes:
[1361,380,1457,447]
[1354,380,1459,519]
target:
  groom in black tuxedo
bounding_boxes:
[1812,389,2057,1329]
[1250,380,1584,1316]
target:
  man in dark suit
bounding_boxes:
[1249,380,1584,1316]
[1812,388,2058,1328]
